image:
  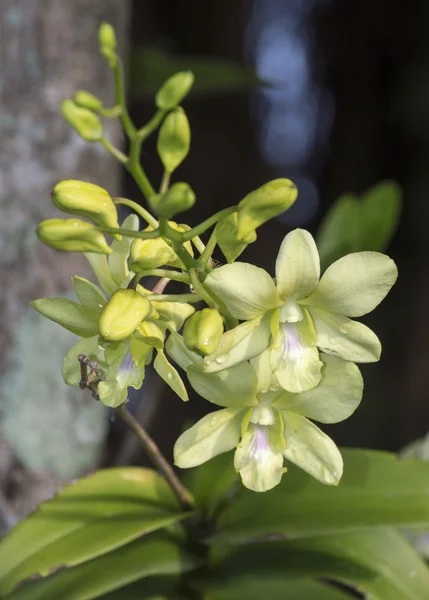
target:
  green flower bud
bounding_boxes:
[61,99,103,142]
[99,289,150,341]
[98,22,117,50]
[156,182,196,219]
[51,180,120,237]
[130,237,178,271]
[157,107,190,174]
[215,211,257,263]
[155,71,194,111]
[129,222,193,271]
[183,308,224,356]
[74,90,103,111]
[236,179,298,241]
[36,218,112,254]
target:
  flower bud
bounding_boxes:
[98,22,117,50]
[215,212,257,263]
[130,237,178,271]
[61,99,103,142]
[155,72,194,110]
[99,289,150,341]
[51,180,120,237]
[157,107,190,174]
[156,182,196,219]
[36,218,112,254]
[74,90,103,112]
[236,179,298,241]
[183,308,224,356]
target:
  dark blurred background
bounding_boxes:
[1,0,428,532]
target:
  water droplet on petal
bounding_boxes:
[167,372,173,380]
[215,355,228,364]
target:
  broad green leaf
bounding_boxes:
[316,181,401,269]
[213,449,429,543]
[184,452,239,517]
[5,534,198,600]
[0,468,192,596]
[129,49,264,98]
[31,298,99,337]
[209,529,429,600]
[98,575,179,600]
[202,578,351,600]
[72,276,106,313]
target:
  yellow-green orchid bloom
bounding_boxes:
[203,228,397,393]
[167,334,363,492]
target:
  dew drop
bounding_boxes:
[209,415,219,426]
[167,372,173,380]
[215,355,228,364]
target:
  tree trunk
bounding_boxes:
[0,0,129,532]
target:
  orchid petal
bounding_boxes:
[275,229,320,300]
[302,251,398,317]
[205,263,281,320]
[174,407,243,468]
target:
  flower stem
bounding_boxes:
[200,230,217,264]
[117,404,193,511]
[130,269,191,288]
[147,292,202,303]
[113,197,158,228]
[189,269,215,308]
[96,226,160,239]
[181,206,237,241]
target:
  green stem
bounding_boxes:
[97,226,160,239]
[147,293,202,304]
[137,109,166,141]
[113,60,136,138]
[200,230,217,263]
[192,235,206,255]
[181,206,237,241]
[99,106,122,118]
[159,171,170,194]
[132,269,191,286]
[117,404,193,511]
[100,138,127,164]
[113,197,158,228]
[189,269,215,308]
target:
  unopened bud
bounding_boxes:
[99,289,150,341]
[98,22,117,50]
[36,218,112,254]
[183,308,224,356]
[74,90,103,111]
[155,72,194,111]
[130,237,178,271]
[215,212,257,263]
[156,182,195,219]
[236,179,298,241]
[51,180,120,237]
[61,99,103,142]
[157,107,190,174]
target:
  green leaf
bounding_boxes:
[0,468,193,596]
[5,534,198,600]
[209,529,429,600]
[31,298,99,337]
[184,451,239,517]
[213,449,429,543]
[154,350,189,401]
[72,276,106,313]
[96,575,179,600]
[129,49,264,98]
[316,181,402,269]
[200,577,350,600]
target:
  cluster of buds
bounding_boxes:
[32,23,398,493]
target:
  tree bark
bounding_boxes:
[0,0,129,531]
